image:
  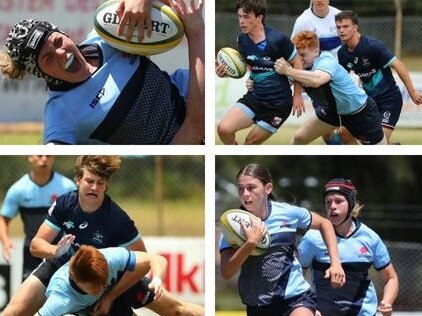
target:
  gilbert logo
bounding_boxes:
[102,12,171,35]
[26,29,44,49]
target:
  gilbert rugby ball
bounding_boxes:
[220,209,270,256]
[94,0,184,55]
[216,47,247,78]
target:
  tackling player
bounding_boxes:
[216,0,303,145]
[299,178,399,316]
[2,156,204,316]
[219,163,345,316]
[0,155,76,281]
[275,31,388,145]
[35,245,167,316]
[336,10,422,144]
[0,0,204,144]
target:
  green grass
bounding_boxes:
[215,125,422,145]
[8,198,204,237]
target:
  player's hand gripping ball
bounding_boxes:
[216,47,247,78]
[220,209,270,255]
[94,0,184,55]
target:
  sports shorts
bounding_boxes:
[236,93,292,133]
[22,246,43,282]
[246,290,317,316]
[372,85,403,130]
[341,97,384,144]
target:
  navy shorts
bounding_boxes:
[341,97,384,144]
[246,290,317,316]
[31,255,69,287]
[315,104,340,127]
[237,93,292,132]
[22,246,43,282]
[372,86,403,130]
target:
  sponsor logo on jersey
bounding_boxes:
[79,221,88,229]
[246,55,258,61]
[358,245,372,258]
[279,220,291,228]
[50,194,58,203]
[89,88,105,109]
[63,220,75,229]
[347,62,353,69]
[263,56,271,61]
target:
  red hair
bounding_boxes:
[69,245,108,287]
[292,31,320,50]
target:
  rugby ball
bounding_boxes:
[216,47,247,78]
[94,0,184,55]
[220,209,270,256]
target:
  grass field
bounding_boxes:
[8,198,204,237]
[215,125,422,145]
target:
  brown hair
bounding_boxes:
[335,10,359,25]
[236,0,266,22]
[0,51,26,80]
[236,163,277,201]
[292,31,320,50]
[69,245,108,287]
[75,156,121,181]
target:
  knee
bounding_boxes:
[217,122,232,138]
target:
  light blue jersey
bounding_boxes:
[38,247,136,316]
[0,172,76,246]
[299,219,391,316]
[44,30,188,145]
[307,52,368,115]
[219,200,312,306]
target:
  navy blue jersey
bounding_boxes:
[45,191,141,255]
[299,218,391,316]
[338,36,398,99]
[238,26,297,106]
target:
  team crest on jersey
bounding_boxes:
[362,57,370,66]
[47,201,57,216]
[93,231,104,244]
[63,220,75,230]
[358,245,372,258]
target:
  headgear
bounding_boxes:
[323,178,357,224]
[5,19,64,85]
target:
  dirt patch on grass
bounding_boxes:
[0,122,42,133]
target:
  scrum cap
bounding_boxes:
[323,178,357,222]
[5,19,63,85]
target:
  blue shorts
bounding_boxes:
[246,290,317,316]
[341,97,384,144]
[372,86,403,130]
[236,93,292,133]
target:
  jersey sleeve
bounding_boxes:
[298,231,316,268]
[373,236,391,270]
[101,247,136,280]
[370,38,396,69]
[113,209,142,248]
[44,197,66,233]
[277,33,297,62]
[314,53,336,78]
[0,184,21,218]
[44,98,78,144]
[336,47,349,71]
[295,206,312,229]
[38,292,72,316]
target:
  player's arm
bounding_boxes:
[126,238,147,252]
[377,263,399,315]
[30,223,74,259]
[0,216,14,263]
[289,54,305,117]
[309,212,345,288]
[92,252,167,315]
[275,58,331,88]
[390,59,422,105]
[171,0,205,144]
[220,216,266,279]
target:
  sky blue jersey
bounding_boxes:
[43,30,188,145]
[219,200,312,306]
[304,51,368,115]
[38,247,136,316]
[299,218,391,316]
[0,172,76,246]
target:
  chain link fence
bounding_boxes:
[0,156,204,237]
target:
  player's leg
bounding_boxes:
[217,106,254,144]
[143,288,204,316]
[2,275,46,316]
[290,115,336,144]
[290,307,315,316]
[244,125,273,144]
[337,126,359,145]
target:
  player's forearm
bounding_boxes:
[319,219,342,267]
[381,274,399,305]
[173,31,205,144]
[284,67,326,88]
[0,217,10,245]
[394,60,418,96]
[30,237,57,259]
